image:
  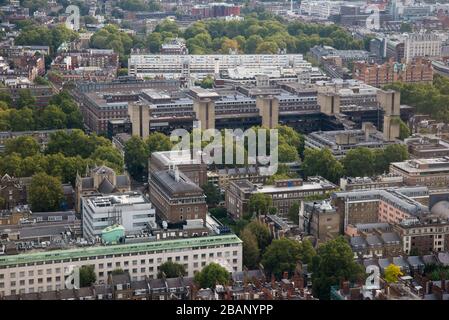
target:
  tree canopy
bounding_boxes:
[202,182,221,207]
[28,172,64,212]
[158,261,187,278]
[302,148,344,183]
[384,75,449,123]
[310,237,365,300]
[248,193,272,217]
[79,265,96,287]
[261,238,302,279]
[15,24,78,54]
[194,263,230,289]
[0,90,83,132]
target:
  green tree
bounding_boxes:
[7,108,35,131]
[17,89,36,109]
[244,220,272,253]
[311,237,365,300]
[399,119,411,140]
[298,239,316,265]
[46,130,109,158]
[90,24,134,63]
[374,144,409,175]
[28,172,64,212]
[302,148,343,183]
[248,193,272,216]
[240,228,260,268]
[146,32,162,53]
[202,182,221,207]
[245,35,263,53]
[200,76,214,89]
[145,132,172,153]
[4,136,40,158]
[194,262,230,289]
[0,153,22,176]
[48,91,83,129]
[37,104,67,129]
[158,261,187,278]
[34,76,50,85]
[278,143,299,162]
[0,91,12,105]
[255,41,279,54]
[261,238,302,279]
[15,24,78,53]
[79,265,96,287]
[288,201,300,224]
[91,146,124,171]
[124,136,148,181]
[341,148,375,177]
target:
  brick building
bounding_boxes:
[390,157,449,189]
[149,166,208,225]
[0,174,27,210]
[226,177,336,220]
[353,58,433,87]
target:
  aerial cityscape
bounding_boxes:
[1,0,449,305]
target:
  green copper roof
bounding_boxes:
[0,234,242,267]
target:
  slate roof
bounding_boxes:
[98,178,115,194]
[152,170,203,195]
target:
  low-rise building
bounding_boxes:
[149,151,208,187]
[332,187,430,232]
[75,165,131,213]
[405,135,449,158]
[353,58,434,87]
[0,234,243,297]
[340,174,404,191]
[389,157,449,189]
[302,200,340,243]
[394,207,449,255]
[149,166,208,226]
[82,193,156,240]
[306,122,398,158]
[226,177,337,219]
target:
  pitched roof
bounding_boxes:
[98,178,116,194]
[116,175,130,187]
[92,165,115,175]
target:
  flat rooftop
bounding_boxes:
[0,234,242,267]
[391,157,449,173]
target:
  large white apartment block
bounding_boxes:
[82,193,156,240]
[404,33,442,63]
[299,0,342,19]
[128,53,311,80]
[0,234,242,296]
